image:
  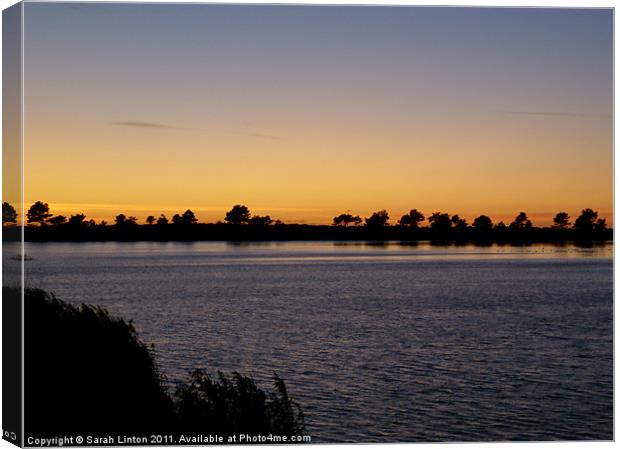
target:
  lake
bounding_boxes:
[8,241,614,442]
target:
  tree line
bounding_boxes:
[3,201,610,242]
[332,208,607,234]
[2,202,281,227]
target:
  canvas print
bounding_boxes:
[2,2,613,446]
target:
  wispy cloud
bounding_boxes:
[110,120,188,130]
[109,120,284,140]
[499,110,612,119]
[233,130,285,141]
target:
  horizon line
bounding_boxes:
[7,200,614,227]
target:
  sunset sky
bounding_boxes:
[19,3,613,225]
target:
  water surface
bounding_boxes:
[10,241,613,442]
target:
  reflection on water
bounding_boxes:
[10,241,613,442]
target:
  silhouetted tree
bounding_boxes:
[146,216,156,225]
[3,202,17,224]
[428,212,452,234]
[494,221,507,231]
[493,221,507,240]
[48,215,67,225]
[182,209,198,224]
[333,214,348,226]
[68,214,86,226]
[594,218,607,231]
[574,208,599,233]
[115,214,137,226]
[225,205,251,225]
[115,214,127,225]
[364,210,389,227]
[172,210,197,225]
[398,209,425,228]
[249,215,273,226]
[333,213,361,227]
[451,214,468,231]
[473,215,493,234]
[27,201,52,226]
[509,212,532,230]
[552,212,571,229]
[156,214,169,226]
[472,215,494,239]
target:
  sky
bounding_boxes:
[17,3,613,225]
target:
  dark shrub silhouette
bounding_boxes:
[268,376,306,435]
[2,201,17,224]
[249,215,274,226]
[176,370,305,436]
[47,215,67,225]
[24,288,176,436]
[333,213,362,227]
[22,288,306,439]
[146,215,156,225]
[68,213,87,226]
[332,214,348,226]
[225,205,251,225]
[26,201,51,226]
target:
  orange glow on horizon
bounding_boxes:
[19,201,613,228]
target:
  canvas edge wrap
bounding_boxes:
[3,1,24,447]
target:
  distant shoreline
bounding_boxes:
[4,224,613,244]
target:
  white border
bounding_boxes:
[0,2,616,449]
